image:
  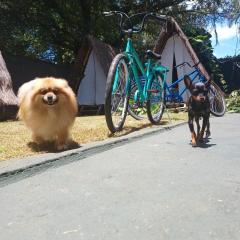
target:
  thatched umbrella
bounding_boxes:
[0,51,18,120]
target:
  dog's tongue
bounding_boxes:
[47,101,54,105]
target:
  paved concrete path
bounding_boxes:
[0,114,240,240]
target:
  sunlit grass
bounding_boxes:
[0,111,187,161]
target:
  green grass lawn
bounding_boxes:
[0,112,187,161]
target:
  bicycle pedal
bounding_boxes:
[132,104,139,109]
[147,89,159,93]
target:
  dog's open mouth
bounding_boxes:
[46,100,57,105]
[42,99,58,105]
[42,94,58,105]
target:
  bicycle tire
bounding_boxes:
[105,53,130,133]
[146,74,165,124]
[208,82,226,117]
[128,80,147,120]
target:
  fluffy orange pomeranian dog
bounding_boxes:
[17,77,78,151]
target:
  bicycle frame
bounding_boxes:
[124,38,168,102]
[165,67,206,102]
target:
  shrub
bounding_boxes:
[226,90,240,113]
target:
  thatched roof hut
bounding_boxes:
[0,51,18,120]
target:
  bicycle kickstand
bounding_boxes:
[164,103,173,124]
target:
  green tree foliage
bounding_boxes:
[0,0,113,63]
[183,26,228,92]
[0,0,238,64]
[0,0,187,63]
[218,55,240,93]
[226,90,240,113]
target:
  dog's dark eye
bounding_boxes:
[204,89,208,94]
[192,89,199,96]
[40,89,47,95]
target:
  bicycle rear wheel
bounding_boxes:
[208,82,226,117]
[128,80,147,120]
[146,75,165,124]
[105,54,130,133]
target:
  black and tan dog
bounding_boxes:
[184,75,211,147]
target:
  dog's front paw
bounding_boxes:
[191,139,198,147]
[205,130,211,138]
[32,134,44,145]
[192,142,197,147]
[191,134,197,147]
[56,143,68,151]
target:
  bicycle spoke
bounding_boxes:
[208,84,226,117]
[147,75,165,124]
[105,54,129,132]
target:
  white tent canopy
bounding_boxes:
[161,35,201,102]
[77,51,106,105]
[154,17,210,103]
[73,36,115,107]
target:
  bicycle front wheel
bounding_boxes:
[208,82,226,117]
[105,54,130,133]
[146,75,165,124]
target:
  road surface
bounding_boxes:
[0,114,240,240]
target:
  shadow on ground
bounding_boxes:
[108,120,169,138]
[189,137,216,148]
[27,140,80,153]
[198,138,216,148]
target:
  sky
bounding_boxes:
[184,0,239,58]
[210,23,239,58]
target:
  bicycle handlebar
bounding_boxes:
[103,11,166,35]
[103,11,130,32]
[174,61,200,69]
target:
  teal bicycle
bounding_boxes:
[103,11,168,133]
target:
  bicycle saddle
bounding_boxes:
[146,50,161,60]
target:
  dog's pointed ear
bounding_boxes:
[184,75,192,89]
[205,74,213,88]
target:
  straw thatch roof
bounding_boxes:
[0,51,18,120]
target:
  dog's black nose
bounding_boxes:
[47,95,53,101]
